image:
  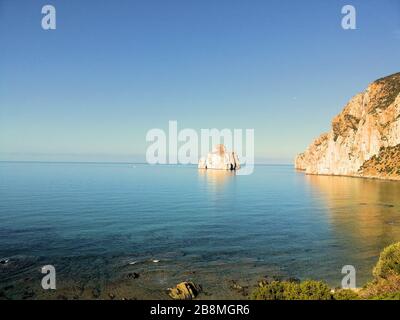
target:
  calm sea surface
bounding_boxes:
[1,162,400,299]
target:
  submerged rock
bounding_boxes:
[198,144,240,171]
[168,281,202,300]
[108,293,116,300]
[92,288,101,298]
[127,272,140,279]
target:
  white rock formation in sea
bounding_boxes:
[198,144,240,170]
[295,72,400,180]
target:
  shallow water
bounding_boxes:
[1,162,400,299]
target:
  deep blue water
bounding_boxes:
[1,162,400,293]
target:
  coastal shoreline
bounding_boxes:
[295,169,400,182]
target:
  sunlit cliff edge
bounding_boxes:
[295,72,400,181]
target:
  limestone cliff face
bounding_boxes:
[295,72,400,180]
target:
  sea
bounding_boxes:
[1,162,400,299]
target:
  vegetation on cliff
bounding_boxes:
[251,242,400,300]
[357,144,400,180]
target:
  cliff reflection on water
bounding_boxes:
[306,174,400,276]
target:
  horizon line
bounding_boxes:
[0,160,293,167]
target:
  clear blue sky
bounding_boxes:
[0,0,399,163]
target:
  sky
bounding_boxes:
[0,0,399,163]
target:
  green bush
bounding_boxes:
[296,280,332,300]
[360,274,400,299]
[251,281,294,300]
[251,280,331,300]
[251,243,400,301]
[367,292,400,300]
[373,242,400,279]
[332,289,359,300]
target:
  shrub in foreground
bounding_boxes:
[251,242,400,300]
[361,273,400,299]
[332,289,359,300]
[251,280,331,300]
[373,242,400,279]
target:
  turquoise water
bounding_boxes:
[1,162,400,299]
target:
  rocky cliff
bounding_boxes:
[198,144,240,170]
[295,72,400,180]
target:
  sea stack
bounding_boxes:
[295,72,400,180]
[198,144,240,171]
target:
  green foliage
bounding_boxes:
[251,281,294,300]
[367,292,400,300]
[251,280,331,300]
[373,242,400,279]
[296,281,332,300]
[361,274,400,300]
[332,289,359,300]
[251,242,400,300]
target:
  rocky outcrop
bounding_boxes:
[357,145,400,180]
[295,72,400,180]
[198,144,240,170]
[168,281,202,300]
